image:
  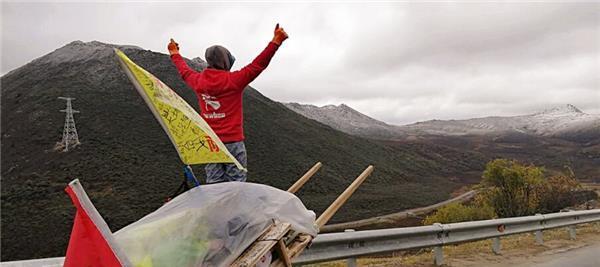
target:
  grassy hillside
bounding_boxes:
[402,134,600,182]
[0,42,485,261]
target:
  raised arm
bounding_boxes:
[168,39,202,89]
[230,24,289,87]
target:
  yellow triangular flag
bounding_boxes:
[115,49,246,171]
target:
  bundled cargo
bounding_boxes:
[113,182,318,266]
[64,163,372,267]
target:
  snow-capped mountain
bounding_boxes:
[283,102,404,138]
[6,40,208,78]
[284,103,600,142]
[30,40,142,66]
[404,104,599,141]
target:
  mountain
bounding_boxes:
[284,103,600,181]
[0,41,485,261]
[284,102,404,139]
[403,104,600,142]
[284,102,600,142]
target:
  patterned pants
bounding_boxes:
[205,141,248,183]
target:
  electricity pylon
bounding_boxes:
[56,97,80,152]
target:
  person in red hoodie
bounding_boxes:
[168,24,288,184]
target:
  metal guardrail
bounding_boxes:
[2,209,599,266]
[0,257,63,267]
[294,209,600,266]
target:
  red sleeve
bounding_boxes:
[230,42,279,89]
[170,53,202,91]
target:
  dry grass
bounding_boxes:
[306,222,600,267]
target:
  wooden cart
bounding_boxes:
[232,163,374,267]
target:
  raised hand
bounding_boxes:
[168,38,180,55]
[272,23,289,46]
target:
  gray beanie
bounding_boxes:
[205,45,236,71]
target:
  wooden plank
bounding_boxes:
[239,166,374,267]
[260,223,291,241]
[270,234,311,267]
[231,222,291,267]
[234,241,277,267]
[275,240,292,267]
[287,162,322,194]
[272,166,374,266]
[316,165,373,228]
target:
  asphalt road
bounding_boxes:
[512,243,600,267]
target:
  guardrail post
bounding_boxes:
[535,230,543,245]
[492,237,501,255]
[568,225,576,240]
[344,229,357,267]
[434,246,444,266]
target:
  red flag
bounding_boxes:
[64,180,130,267]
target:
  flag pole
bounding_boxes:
[184,165,200,187]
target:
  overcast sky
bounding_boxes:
[2,1,599,125]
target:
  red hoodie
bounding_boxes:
[170,42,279,143]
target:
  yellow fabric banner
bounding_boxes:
[115,49,245,171]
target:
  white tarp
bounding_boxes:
[113,182,318,267]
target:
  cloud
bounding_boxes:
[1,2,598,124]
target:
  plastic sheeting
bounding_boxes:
[113,182,318,267]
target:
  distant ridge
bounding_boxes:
[536,104,582,114]
[284,103,600,142]
[283,102,404,139]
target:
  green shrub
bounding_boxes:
[423,202,496,225]
[537,174,582,213]
[426,160,594,225]
[481,159,544,217]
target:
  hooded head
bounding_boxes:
[205,45,236,71]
